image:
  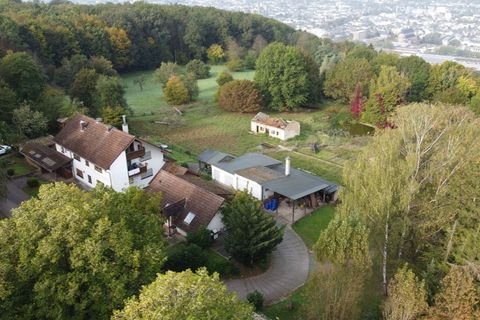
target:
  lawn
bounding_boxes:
[292,205,336,249]
[1,154,36,177]
[261,287,306,320]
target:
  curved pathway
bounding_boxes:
[224,225,310,304]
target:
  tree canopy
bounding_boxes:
[112,268,253,320]
[222,191,284,265]
[255,42,317,110]
[0,183,166,320]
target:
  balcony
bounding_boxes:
[126,146,146,161]
[128,163,147,177]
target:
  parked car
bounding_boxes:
[0,145,12,155]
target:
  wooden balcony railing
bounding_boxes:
[128,163,147,177]
[126,146,146,160]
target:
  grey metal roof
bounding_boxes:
[198,149,232,165]
[200,150,338,200]
[262,164,333,200]
[213,153,281,174]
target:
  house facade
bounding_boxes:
[250,112,300,141]
[54,114,165,191]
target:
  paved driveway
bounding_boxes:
[0,178,30,218]
[225,225,310,304]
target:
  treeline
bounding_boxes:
[0,1,293,71]
[0,0,295,142]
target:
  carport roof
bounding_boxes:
[262,164,333,200]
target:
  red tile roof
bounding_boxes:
[147,170,225,233]
[54,114,135,170]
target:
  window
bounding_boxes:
[276,131,279,136]
[61,146,65,153]
[76,169,83,178]
[85,160,89,167]
[88,175,92,184]
[73,154,80,161]
[184,212,196,225]
[94,165,102,173]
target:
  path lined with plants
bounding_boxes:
[225,225,310,304]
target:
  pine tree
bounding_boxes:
[222,191,284,265]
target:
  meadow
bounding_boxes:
[122,65,370,184]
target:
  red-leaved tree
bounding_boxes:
[351,83,363,118]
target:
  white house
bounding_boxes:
[54,114,165,191]
[198,150,338,208]
[250,112,300,141]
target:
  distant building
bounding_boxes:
[250,112,300,141]
[54,114,165,191]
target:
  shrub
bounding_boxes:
[243,51,257,70]
[226,58,244,72]
[186,59,210,79]
[164,243,207,272]
[217,80,263,113]
[187,226,213,249]
[216,70,234,86]
[247,290,264,311]
[26,178,39,188]
[7,168,15,177]
[205,253,240,278]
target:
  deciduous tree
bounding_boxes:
[12,104,48,139]
[163,75,190,105]
[0,51,45,102]
[217,80,263,113]
[216,70,234,86]
[0,183,166,320]
[383,265,428,320]
[186,59,210,79]
[323,57,374,103]
[112,269,253,320]
[207,44,225,64]
[255,42,311,110]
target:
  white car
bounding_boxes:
[0,145,12,155]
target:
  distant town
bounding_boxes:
[87,0,480,71]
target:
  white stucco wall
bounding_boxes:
[109,152,130,191]
[207,213,224,232]
[251,120,300,141]
[235,175,262,200]
[55,143,112,188]
[212,166,235,188]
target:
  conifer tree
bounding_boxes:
[222,191,284,265]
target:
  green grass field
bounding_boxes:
[292,205,336,249]
[121,65,368,183]
[1,154,36,177]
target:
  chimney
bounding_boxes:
[121,115,129,133]
[80,120,87,131]
[285,156,291,176]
